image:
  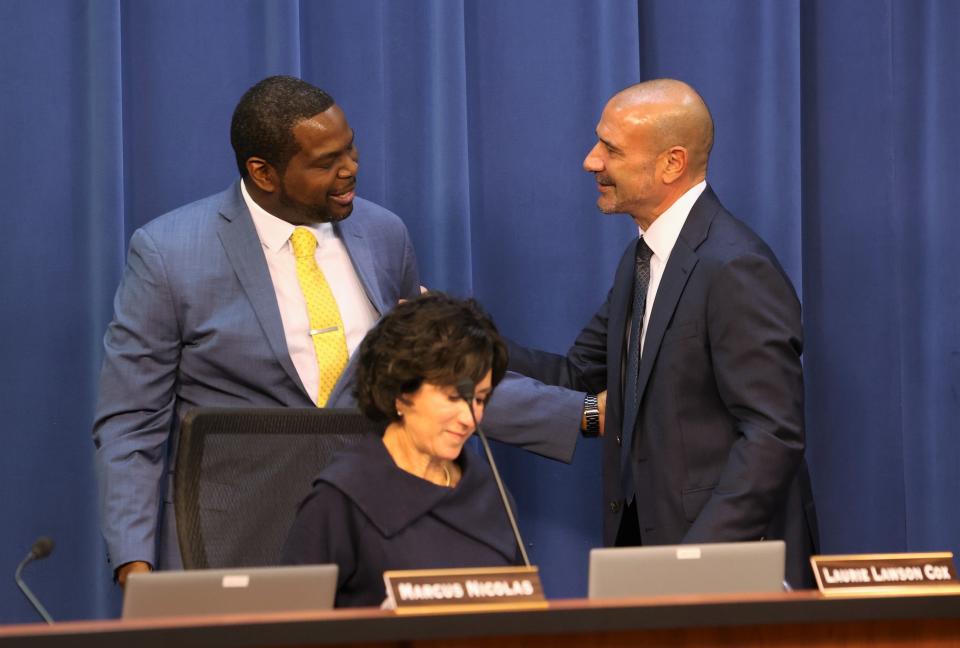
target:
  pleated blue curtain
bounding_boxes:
[1,0,126,622]
[799,0,960,555]
[892,1,960,552]
[1,0,959,623]
[799,0,911,554]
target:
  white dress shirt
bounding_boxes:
[241,180,378,399]
[638,180,707,355]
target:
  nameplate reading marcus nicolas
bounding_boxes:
[811,552,960,597]
[383,566,547,613]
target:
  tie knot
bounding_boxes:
[290,227,317,258]
[637,238,653,262]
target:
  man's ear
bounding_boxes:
[246,157,280,193]
[661,146,689,184]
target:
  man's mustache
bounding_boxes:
[595,174,614,186]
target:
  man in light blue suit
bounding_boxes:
[93,77,587,586]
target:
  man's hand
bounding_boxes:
[398,285,430,305]
[116,560,152,587]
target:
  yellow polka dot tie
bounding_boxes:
[289,227,349,406]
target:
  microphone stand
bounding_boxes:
[457,379,531,567]
[14,542,54,624]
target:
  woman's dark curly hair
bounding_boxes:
[355,292,509,422]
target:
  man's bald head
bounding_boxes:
[583,78,715,227]
[609,79,714,176]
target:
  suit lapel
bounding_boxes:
[335,215,387,316]
[632,241,698,410]
[325,209,388,404]
[633,187,719,411]
[216,181,310,399]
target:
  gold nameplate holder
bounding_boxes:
[383,566,547,614]
[811,552,960,597]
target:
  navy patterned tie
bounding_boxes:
[620,238,652,501]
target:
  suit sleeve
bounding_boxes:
[507,286,612,395]
[481,372,585,463]
[482,290,614,462]
[683,252,805,543]
[92,228,181,569]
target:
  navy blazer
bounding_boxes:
[509,186,819,588]
[282,436,521,608]
[93,181,582,572]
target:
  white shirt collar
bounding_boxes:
[240,179,335,253]
[640,180,707,261]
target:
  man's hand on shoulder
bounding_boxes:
[116,560,152,588]
[398,285,429,305]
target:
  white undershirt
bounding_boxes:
[638,181,707,355]
[241,180,378,398]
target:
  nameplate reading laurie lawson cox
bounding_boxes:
[383,566,547,614]
[811,552,960,596]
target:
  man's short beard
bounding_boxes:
[277,181,338,224]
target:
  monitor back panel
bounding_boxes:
[122,564,338,618]
[588,540,785,599]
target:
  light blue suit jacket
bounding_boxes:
[93,181,582,571]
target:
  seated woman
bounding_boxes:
[282,293,521,607]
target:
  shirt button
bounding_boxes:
[616,434,622,446]
[609,500,621,513]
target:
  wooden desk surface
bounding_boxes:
[3,590,960,647]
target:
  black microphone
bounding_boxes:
[456,378,531,567]
[14,537,54,624]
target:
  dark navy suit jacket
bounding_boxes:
[509,186,819,588]
[282,435,520,608]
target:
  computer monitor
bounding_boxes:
[122,564,338,618]
[588,540,786,599]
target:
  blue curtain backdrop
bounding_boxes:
[1,0,958,623]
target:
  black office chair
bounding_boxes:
[174,408,384,569]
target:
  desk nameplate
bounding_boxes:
[812,552,960,597]
[383,566,547,614]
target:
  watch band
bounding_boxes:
[583,393,600,437]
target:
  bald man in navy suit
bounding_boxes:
[508,79,819,588]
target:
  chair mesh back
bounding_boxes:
[175,408,384,569]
